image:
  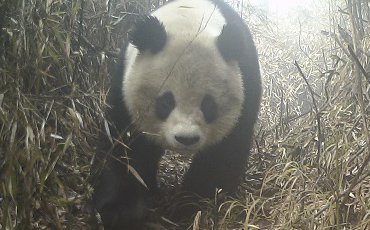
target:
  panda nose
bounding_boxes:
[175,135,200,146]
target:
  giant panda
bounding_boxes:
[91,0,262,229]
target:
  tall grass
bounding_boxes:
[0,0,150,229]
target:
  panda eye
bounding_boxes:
[155,91,175,120]
[201,94,218,123]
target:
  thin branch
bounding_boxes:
[294,61,323,167]
[347,44,370,84]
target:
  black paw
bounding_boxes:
[98,199,147,230]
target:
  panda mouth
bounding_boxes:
[173,148,196,155]
[170,145,200,155]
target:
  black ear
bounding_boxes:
[217,22,247,61]
[129,15,167,54]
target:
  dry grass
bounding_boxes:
[0,0,369,229]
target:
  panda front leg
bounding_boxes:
[92,135,162,230]
[179,132,253,218]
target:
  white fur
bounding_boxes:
[152,0,225,38]
[164,109,203,152]
[123,0,244,154]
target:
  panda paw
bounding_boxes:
[97,198,147,230]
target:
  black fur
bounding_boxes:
[129,15,167,54]
[201,94,218,123]
[91,0,262,229]
[217,22,247,61]
[155,91,176,120]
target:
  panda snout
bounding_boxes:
[175,134,200,146]
[167,121,203,149]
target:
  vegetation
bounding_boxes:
[0,0,369,229]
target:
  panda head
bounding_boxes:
[123,6,247,154]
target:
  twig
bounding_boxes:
[214,188,220,230]
[72,31,119,57]
[294,61,322,167]
[347,44,370,84]
[71,0,85,83]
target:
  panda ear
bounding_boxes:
[129,15,167,54]
[217,22,247,62]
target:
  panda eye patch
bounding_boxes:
[201,94,218,123]
[155,91,176,120]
